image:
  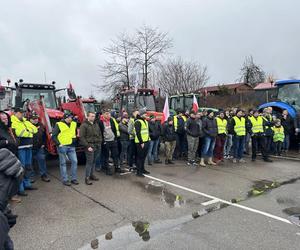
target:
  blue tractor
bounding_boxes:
[258,79,300,119]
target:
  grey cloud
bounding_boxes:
[0,0,299,98]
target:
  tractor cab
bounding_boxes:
[170,93,200,113]
[119,88,162,121]
[258,79,300,119]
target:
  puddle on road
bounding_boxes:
[283,207,300,227]
[145,180,186,208]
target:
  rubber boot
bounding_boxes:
[208,157,217,166]
[199,158,206,167]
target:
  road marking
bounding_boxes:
[144,174,292,225]
[120,172,132,176]
[201,199,220,206]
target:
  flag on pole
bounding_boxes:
[162,95,170,123]
[192,94,199,113]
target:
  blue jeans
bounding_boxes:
[95,144,105,170]
[147,139,160,163]
[33,148,47,176]
[120,140,130,164]
[58,146,78,182]
[233,136,245,160]
[201,136,216,158]
[283,134,290,151]
[18,147,33,192]
[224,134,233,156]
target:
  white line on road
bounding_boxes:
[201,199,220,206]
[144,174,293,225]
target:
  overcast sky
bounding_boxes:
[0,0,299,97]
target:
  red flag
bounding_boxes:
[192,94,199,113]
[162,95,169,123]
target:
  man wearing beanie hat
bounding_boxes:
[201,110,218,166]
[134,109,150,177]
[214,111,227,164]
[147,114,162,165]
[162,116,177,164]
[11,108,38,196]
[52,113,79,186]
[229,109,247,163]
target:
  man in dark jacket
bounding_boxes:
[0,112,17,155]
[163,117,177,165]
[147,115,162,165]
[80,112,102,185]
[185,111,202,166]
[0,148,24,250]
[173,109,188,159]
[30,114,50,182]
[280,109,294,153]
[98,109,122,175]
[201,110,218,166]
[119,115,130,166]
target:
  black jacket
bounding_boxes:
[163,123,177,142]
[149,121,162,140]
[202,117,218,137]
[185,117,202,137]
[0,122,17,155]
[32,123,46,150]
[0,148,22,250]
[280,115,294,135]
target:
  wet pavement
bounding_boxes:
[9,156,300,250]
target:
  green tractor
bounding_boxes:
[169,93,218,115]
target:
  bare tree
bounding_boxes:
[157,57,209,95]
[96,33,136,95]
[129,25,172,88]
[240,55,266,87]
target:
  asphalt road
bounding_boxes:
[9,156,300,250]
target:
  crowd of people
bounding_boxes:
[0,105,300,249]
[0,106,299,191]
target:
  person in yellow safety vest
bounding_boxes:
[247,110,272,163]
[11,108,38,196]
[262,107,274,154]
[173,109,188,159]
[134,108,150,177]
[127,108,139,170]
[213,111,227,163]
[272,119,285,156]
[52,113,79,186]
[229,109,247,163]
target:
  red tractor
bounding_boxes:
[0,80,64,155]
[117,88,163,121]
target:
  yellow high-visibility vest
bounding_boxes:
[57,121,77,146]
[173,115,187,131]
[233,116,246,136]
[272,126,284,142]
[129,117,135,139]
[216,117,227,135]
[249,116,264,134]
[134,119,150,143]
[262,115,272,129]
[112,117,120,137]
[11,115,37,138]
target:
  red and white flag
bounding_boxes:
[192,94,199,113]
[162,95,170,123]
